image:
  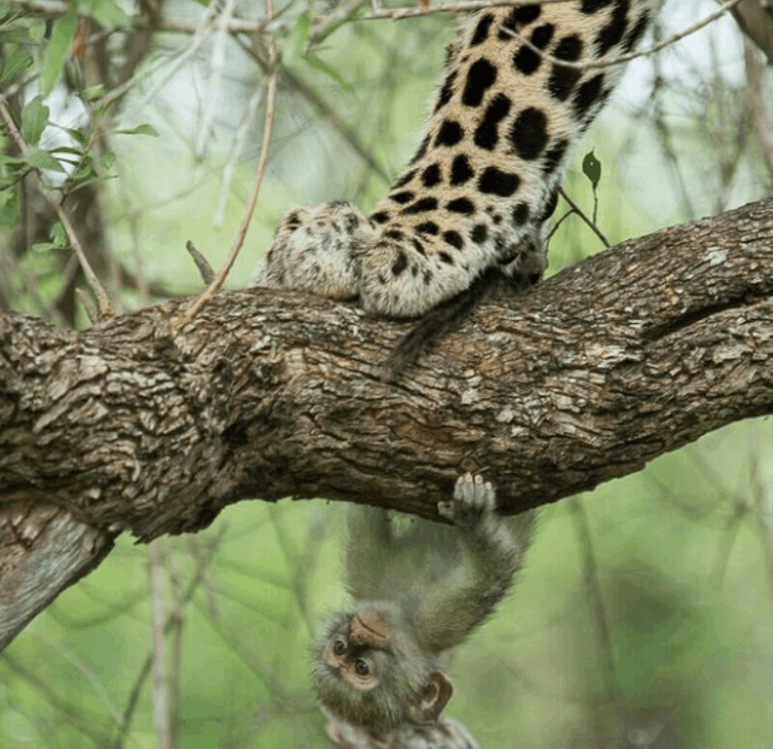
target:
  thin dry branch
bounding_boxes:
[1,196,773,650]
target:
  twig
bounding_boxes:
[185,240,215,284]
[557,186,610,248]
[0,100,114,317]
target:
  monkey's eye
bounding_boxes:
[354,659,370,676]
[333,639,346,656]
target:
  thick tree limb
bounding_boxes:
[2,196,773,648]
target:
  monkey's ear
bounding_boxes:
[410,671,453,724]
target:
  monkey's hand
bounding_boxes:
[437,472,496,528]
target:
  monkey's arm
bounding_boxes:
[344,507,394,600]
[416,474,530,654]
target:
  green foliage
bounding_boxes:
[41,3,78,96]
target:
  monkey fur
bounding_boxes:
[314,473,532,744]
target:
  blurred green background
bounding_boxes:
[1,0,772,746]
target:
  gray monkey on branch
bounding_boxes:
[315,473,532,748]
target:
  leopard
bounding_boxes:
[252,0,660,368]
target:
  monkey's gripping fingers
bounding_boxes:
[438,473,496,526]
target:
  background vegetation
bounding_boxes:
[0,0,771,746]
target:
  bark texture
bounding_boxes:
[1,196,773,648]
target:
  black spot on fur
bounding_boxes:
[595,0,629,56]
[447,197,475,214]
[435,120,464,147]
[409,134,430,165]
[573,74,604,118]
[478,167,520,197]
[542,139,568,175]
[416,221,439,235]
[462,58,497,107]
[548,66,581,101]
[623,10,649,52]
[512,202,530,225]
[385,229,404,241]
[471,224,488,243]
[434,70,458,112]
[498,4,541,40]
[548,35,583,101]
[513,46,540,75]
[370,211,390,224]
[422,164,441,187]
[344,214,360,234]
[539,189,559,222]
[443,230,464,250]
[390,191,414,205]
[285,211,302,230]
[511,106,549,160]
[412,238,426,255]
[474,93,511,150]
[581,0,613,13]
[471,13,494,45]
[450,154,474,185]
[402,197,438,215]
[423,270,433,284]
[531,23,555,49]
[392,170,416,189]
[555,34,583,61]
[439,252,454,264]
[392,251,408,276]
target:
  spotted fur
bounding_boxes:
[253,1,658,318]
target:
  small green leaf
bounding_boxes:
[303,54,351,92]
[115,123,160,136]
[0,189,19,227]
[290,12,314,64]
[83,83,105,101]
[50,145,86,157]
[21,96,50,146]
[78,0,129,27]
[582,150,601,190]
[100,150,115,169]
[0,47,34,84]
[51,222,66,246]
[41,3,78,96]
[25,148,66,173]
[63,127,89,146]
[31,241,59,253]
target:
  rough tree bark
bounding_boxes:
[1,196,773,650]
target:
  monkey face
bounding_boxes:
[314,605,453,733]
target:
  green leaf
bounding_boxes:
[303,54,351,92]
[78,0,129,27]
[50,145,86,157]
[41,3,78,96]
[31,241,59,253]
[83,83,105,101]
[0,189,19,227]
[21,96,49,146]
[63,127,89,146]
[290,12,314,64]
[100,150,115,170]
[25,148,66,173]
[115,123,159,136]
[0,47,34,84]
[50,222,66,246]
[582,149,601,190]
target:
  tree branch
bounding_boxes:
[2,196,773,648]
